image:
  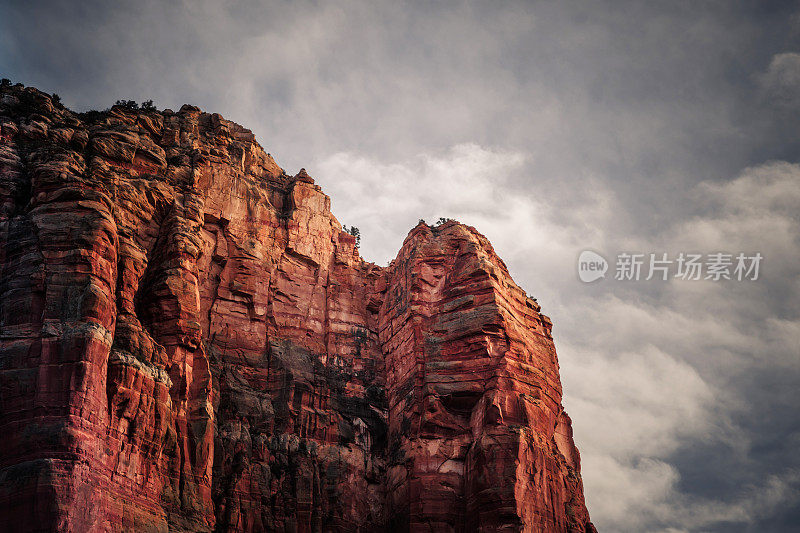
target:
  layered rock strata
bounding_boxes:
[0,82,595,532]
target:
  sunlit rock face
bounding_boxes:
[0,82,595,533]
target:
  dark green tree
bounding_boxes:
[114,99,139,110]
[344,225,361,247]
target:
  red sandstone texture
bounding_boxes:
[0,81,595,532]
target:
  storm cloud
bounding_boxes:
[2,1,799,530]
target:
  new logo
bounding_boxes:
[578,250,608,282]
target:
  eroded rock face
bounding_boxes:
[0,82,595,533]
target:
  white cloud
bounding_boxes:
[316,143,529,264]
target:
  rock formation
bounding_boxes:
[0,81,595,532]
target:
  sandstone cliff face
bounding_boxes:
[0,82,595,533]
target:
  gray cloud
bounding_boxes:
[2,1,800,530]
[761,52,800,108]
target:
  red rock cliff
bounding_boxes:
[0,82,595,532]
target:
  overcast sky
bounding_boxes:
[2,1,799,531]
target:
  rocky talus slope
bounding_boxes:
[0,82,595,532]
